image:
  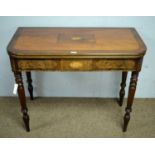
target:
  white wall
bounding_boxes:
[0,16,155,98]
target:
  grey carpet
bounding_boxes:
[0,97,154,138]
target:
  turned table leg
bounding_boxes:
[14,72,30,132]
[119,72,128,106]
[26,72,33,100]
[123,71,139,132]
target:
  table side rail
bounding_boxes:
[10,57,143,72]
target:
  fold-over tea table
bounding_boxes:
[7,27,146,132]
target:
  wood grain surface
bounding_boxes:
[7,27,147,132]
[8,27,146,58]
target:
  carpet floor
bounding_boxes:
[0,97,154,138]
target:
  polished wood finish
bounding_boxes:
[14,72,30,132]
[26,72,33,100]
[7,27,146,132]
[11,58,142,71]
[8,27,146,57]
[119,72,128,106]
[123,71,139,132]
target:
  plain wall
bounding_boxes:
[0,16,155,98]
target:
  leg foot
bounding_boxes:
[26,72,33,100]
[22,108,30,132]
[123,107,131,132]
[123,71,139,132]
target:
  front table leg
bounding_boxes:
[14,72,30,132]
[123,71,139,132]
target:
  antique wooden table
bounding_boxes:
[7,27,146,132]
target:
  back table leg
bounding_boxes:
[123,71,139,132]
[119,71,128,106]
[26,72,34,100]
[14,72,30,132]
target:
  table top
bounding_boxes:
[8,27,146,58]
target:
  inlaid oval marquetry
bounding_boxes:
[61,60,92,71]
[69,61,83,69]
[17,60,60,70]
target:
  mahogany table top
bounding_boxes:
[8,27,146,58]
